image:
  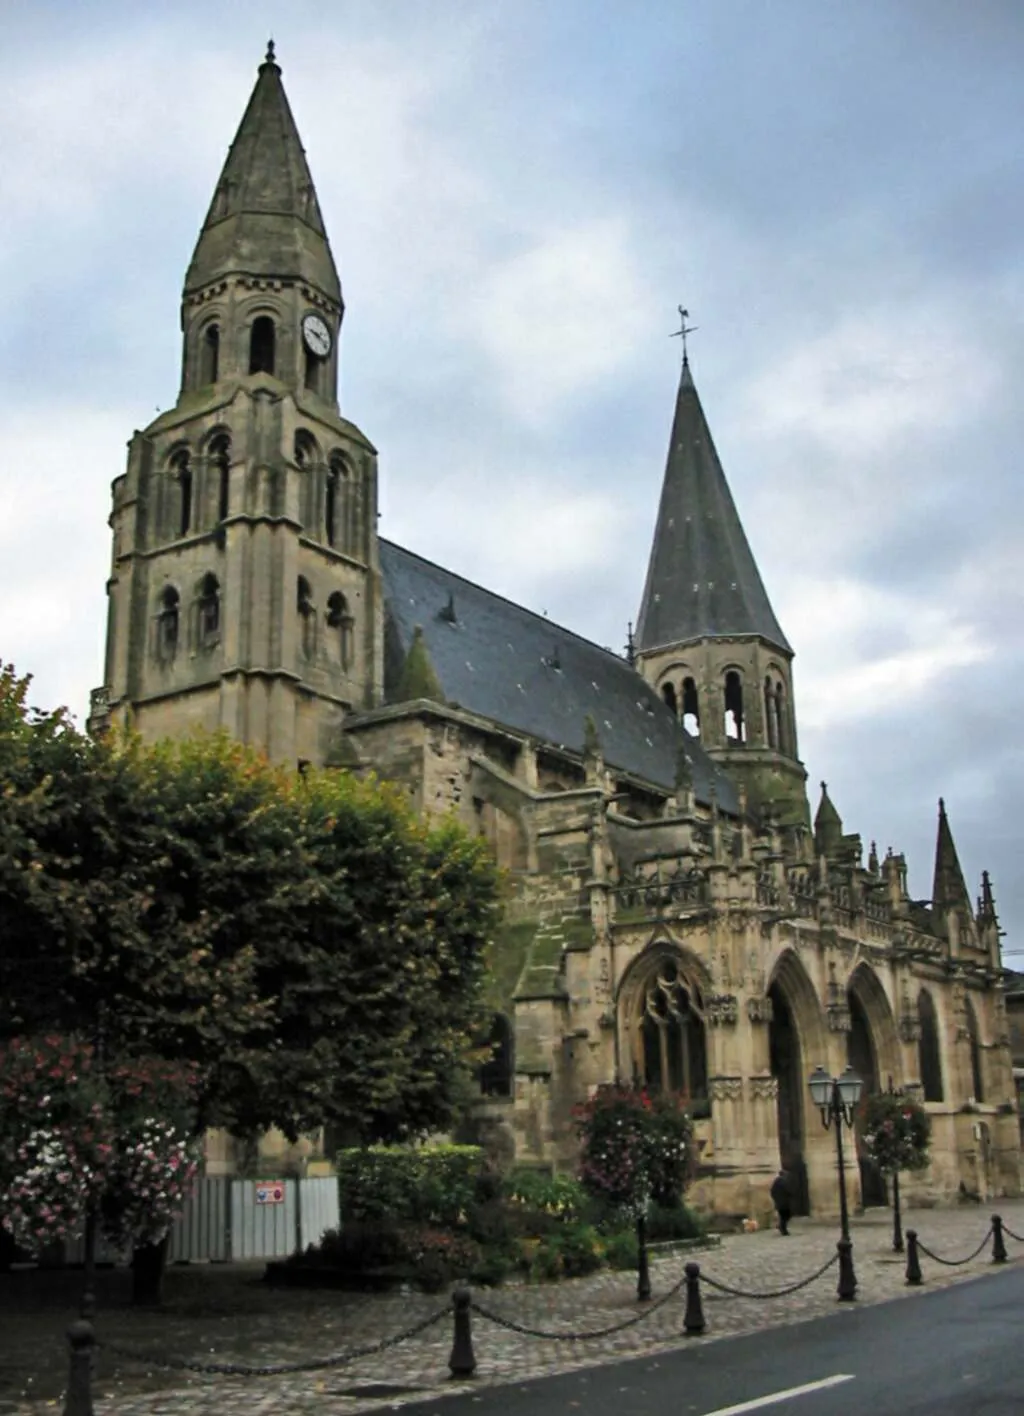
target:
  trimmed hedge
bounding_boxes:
[336,1144,484,1228]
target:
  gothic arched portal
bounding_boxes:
[767,949,829,1217]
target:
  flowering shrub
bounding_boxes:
[0,1033,201,1254]
[859,1093,931,1174]
[100,1118,201,1248]
[1,1130,96,1252]
[575,1086,693,1213]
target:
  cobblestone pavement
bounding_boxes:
[12,1202,1024,1416]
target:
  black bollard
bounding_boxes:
[636,1212,652,1302]
[836,1238,857,1302]
[448,1287,476,1379]
[683,1261,705,1336]
[891,1169,904,1254]
[905,1228,922,1285]
[63,1318,96,1416]
[991,1215,1008,1264]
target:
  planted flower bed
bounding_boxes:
[269,1126,706,1293]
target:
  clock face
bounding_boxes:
[302,313,332,358]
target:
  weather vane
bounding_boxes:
[670,305,698,364]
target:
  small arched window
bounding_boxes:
[198,573,220,642]
[326,453,349,549]
[682,676,700,738]
[918,989,944,1102]
[297,575,315,660]
[724,670,745,742]
[200,323,220,385]
[479,1014,513,1098]
[327,591,354,670]
[157,585,180,660]
[294,430,318,470]
[661,681,678,716]
[170,450,192,538]
[249,316,276,375]
[965,997,985,1103]
[209,434,231,522]
[765,676,778,749]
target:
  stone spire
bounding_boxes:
[932,798,972,913]
[635,358,789,654]
[184,44,341,305]
[814,781,843,856]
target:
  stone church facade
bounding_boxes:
[89,48,1019,1219]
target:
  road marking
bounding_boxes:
[699,1374,856,1416]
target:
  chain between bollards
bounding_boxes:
[683,1261,705,1336]
[991,1214,1008,1263]
[63,1317,96,1416]
[905,1228,922,1285]
[448,1287,476,1379]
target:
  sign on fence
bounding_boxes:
[255,1181,286,1206]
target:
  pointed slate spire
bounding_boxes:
[813,781,843,856]
[185,44,341,304]
[635,359,790,654]
[932,798,972,912]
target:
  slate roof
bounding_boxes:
[379,538,739,812]
[635,360,790,655]
[185,47,341,303]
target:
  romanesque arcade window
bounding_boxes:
[200,323,220,385]
[917,989,944,1102]
[170,450,192,538]
[157,586,180,660]
[764,674,787,752]
[724,670,746,741]
[209,434,231,522]
[631,956,707,1102]
[198,573,220,643]
[326,591,354,670]
[249,316,276,375]
[297,575,316,659]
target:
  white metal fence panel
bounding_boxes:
[298,1176,340,1252]
[229,1178,297,1259]
[167,1177,229,1262]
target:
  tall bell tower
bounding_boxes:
[90,45,383,765]
[634,353,808,825]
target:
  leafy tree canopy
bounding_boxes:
[0,663,501,1145]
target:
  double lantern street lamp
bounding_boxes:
[808,1064,863,1302]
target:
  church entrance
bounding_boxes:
[768,982,810,1215]
[847,989,886,1207]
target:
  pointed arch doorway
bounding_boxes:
[768,980,810,1215]
[846,972,889,1208]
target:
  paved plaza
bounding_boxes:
[7,1200,1024,1415]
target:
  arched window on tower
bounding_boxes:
[297,575,316,659]
[249,316,276,375]
[294,430,317,470]
[157,586,180,660]
[170,450,192,538]
[682,677,700,738]
[200,323,220,385]
[478,1013,513,1097]
[724,670,745,742]
[965,997,985,1103]
[634,957,707,1103]
[209,434,231,523]
[918,989,944,1102]
[765,677,779,749]
[326,591,354,670]
[661,681,678,716]
[198,573,220,643]
[327,453,352,551]
[773,681,788,754]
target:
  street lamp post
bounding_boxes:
[808,1064,863,1302]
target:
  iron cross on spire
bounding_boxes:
[670,306,698,365]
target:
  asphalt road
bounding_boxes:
[411,1266,1024,1416]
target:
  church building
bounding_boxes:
[88,47,1019,1219]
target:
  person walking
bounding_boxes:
[771,1167,795,1236]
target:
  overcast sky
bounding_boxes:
[1,2,1021,953]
